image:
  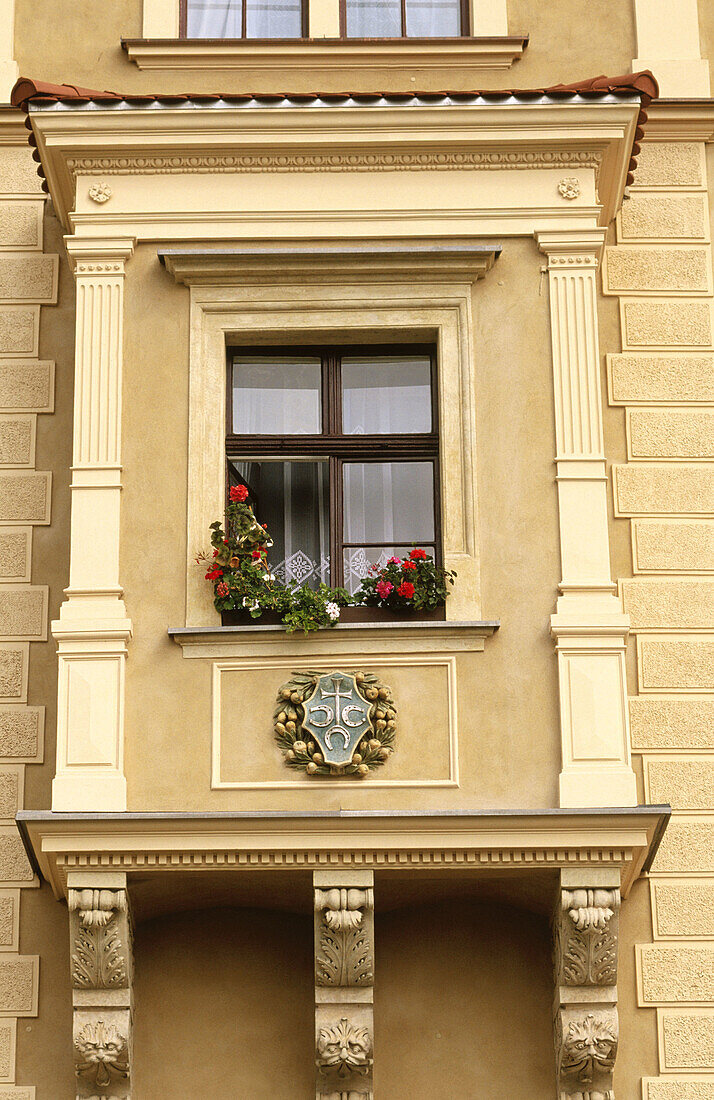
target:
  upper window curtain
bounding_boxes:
[344,0,462,37]
[185,0,303,37]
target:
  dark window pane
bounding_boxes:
[343,461,435,544]
[341,355,432,434]
[405,0,461,35]
[232,357,321,435]
[343,545,437,595]
[344,0,401,36]
[230,460,329,587]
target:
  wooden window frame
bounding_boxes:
[225,343,441,590]
[179,0,309,38]
[339,0,470,38]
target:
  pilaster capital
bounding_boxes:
[63,235,136,276]
[535,228,607,267]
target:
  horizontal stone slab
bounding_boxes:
[621,299,713,348]
[608,353,714,404]
[0,828,33,885]
[653,818,714,873]
[634,142,704,188]
[652,880,714,938]
[619,192,709,240]
[639,636,714,691]
[630,696,714,750]
[0,471,51,525]
[0,955,37,1015]
[0,415,35,467]
[0,256,57,305]
[605,246,711,295]
[622,578,714,629]
[638,943,714,1004]
[633,520,714,572]
[0,586,47,641]
[0,202,42,251]
[0,645,27,703]
[0,529,31,583]
[0,767,22,823]
[628,408,714,459]
[661,1008,714,1070]
[0,706,43,762]
[0,307,38,357]
[614,463,714,516]
[644,1078,714,1100]
[646,757,714,809]
[0,361,53,413]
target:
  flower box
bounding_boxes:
[220,604,446,627]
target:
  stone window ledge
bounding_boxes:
[168,619,500,656]
[121,36,528,74]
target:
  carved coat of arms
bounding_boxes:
[274,670,396,777]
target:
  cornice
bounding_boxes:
[0,104,33,144]
[121,35,529,73]
[16,807,669,900]
[642,99,714,141]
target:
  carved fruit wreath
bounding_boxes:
[274,670,396,777]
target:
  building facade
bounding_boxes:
[0,0,711,1096]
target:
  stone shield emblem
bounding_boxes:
[301,672,372,768]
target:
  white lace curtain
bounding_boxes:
[344,0,461,37]
[185,0,302,38]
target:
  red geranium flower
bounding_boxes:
[397,581,415,598]
[251,550,262,559]
[402,561,417,571]
[205,568,223,580]
[376,579,393,598]
[229,484,249,502]
[409,548,427,560]
[216,581,229,597]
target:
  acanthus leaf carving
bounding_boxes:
[69,888,130,990]
[556,888,619,987]
[315,888,374,987]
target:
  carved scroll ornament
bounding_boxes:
[316,1018,373,1080]
[315,888,374,987]
[557,889,620,987]
[69,889,129,990]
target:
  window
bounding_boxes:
[343,0,466,37]
[226,346,440,594]
[181,0,306,38]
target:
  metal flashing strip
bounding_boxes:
[158,244,503,263]
[167,619,501,637]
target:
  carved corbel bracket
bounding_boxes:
[74,1009,131,1099]
[69,888,132,991]
[316,1017,374,1081]
[315,888,374,988]
[556,1006,618,1095]
[556,888,620,988]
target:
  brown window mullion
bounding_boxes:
[329,455,343,588]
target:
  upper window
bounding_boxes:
[226,346,440,594]
[182,0,306,37]
[343,0,465,37]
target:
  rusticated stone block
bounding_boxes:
[0,203,42,251]
[608,353,714,403]
[0,308,38,358]
[623,578,714,628]
[0,149,44,195]
[633,520,714,572]
[654,881,714,937]
[653,819,714,873]
[0,706,43,761]
[628,408,714,459]
[639,637,714,691]
[622,300,712,347]
[0,1018,14,1080]
[0,767,22,822]
[645,1079,714,1099]
[0,529,30,582]
[619,192,708,240]
[605,247,710,294]
[0,416,34,467]
[662,1007,714,1069]
[0,645,27,702]
[638,944,714,1004]
[0,828,33,884]
[0,361,53,412]
[646,758,714,809]
[0,955,38,1015]
[0,586,47,641]
[614,464,714,515]
[0,256,57,304]
[0,471,51,524]
[0,1089,34,1100]
[634,142,703,187]
[630,696,714,750]
[0,892,18,950]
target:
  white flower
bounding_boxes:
[263,573,276,582]
[325,601,340,621]
[250,600,260,611]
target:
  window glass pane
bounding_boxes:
[405,0,461,36]
[232,357,321,434]
[343,461,435,544]
[245,0,302,36]
[344,0,401,37]
[186,0,242,36]
[230,460,330,587]
[341,355,432,434]
[343,544,436,595]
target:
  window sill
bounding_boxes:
[121,35,528,74]
[168,618,499,656]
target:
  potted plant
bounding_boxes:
[348,549,455,621]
